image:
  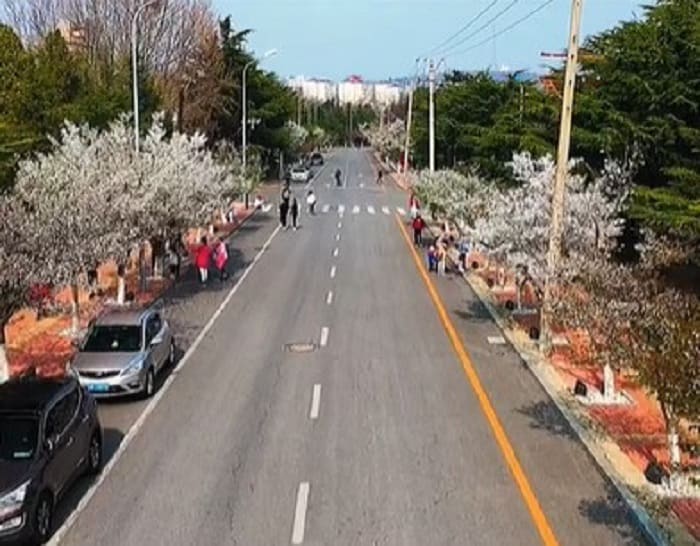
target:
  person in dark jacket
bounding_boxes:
[290,197,300,230]
[412,214,425,245]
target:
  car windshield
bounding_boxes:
[293,167,306,172]
[82,325,142,352]
[0,415,38,461]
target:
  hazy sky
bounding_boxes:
[212,0,646,80]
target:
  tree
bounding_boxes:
[361,119,405,163]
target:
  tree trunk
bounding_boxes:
[117,263,126,305]
[0,326,8,383]
[602,363,616,400]
[70,282,80,337]
[516,279,523,310]
[138,243,147,294]
[668,420,682,491]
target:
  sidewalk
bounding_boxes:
[6,201,259,379]
[407,216,700,544]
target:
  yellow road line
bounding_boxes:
[395,215,560,546]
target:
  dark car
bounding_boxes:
[309,152,323,166]
[0,375,102,545]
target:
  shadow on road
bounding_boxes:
[578,483,647,545]
[51,427,125,536]
[453,299,492,323]
[516,399,578,440]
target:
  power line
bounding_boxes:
[446,0,557,58]
[435,0,521,56]
[425,0,499,56]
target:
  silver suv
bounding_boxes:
[71,308,175,399]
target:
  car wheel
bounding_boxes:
[30,493,53,544]
[85,431,103,476]
[142,368,155,399]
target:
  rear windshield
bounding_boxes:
[83,325,142,352]
[0,415,38,461]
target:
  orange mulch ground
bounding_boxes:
[673,500,700,541]
[5,204,254,379]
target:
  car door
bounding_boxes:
[43,387,82,496]
[145,313,167,370]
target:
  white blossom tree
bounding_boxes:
[361,119,405,162]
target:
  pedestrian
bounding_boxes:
[279,199,289,229]
[213,237,229,281]
[195,236,212,284]
[409,193,420,220]
[412,214,425,245]
[427,245,438,272]
[253,195,264,209]
[290,196,300,230]
[457,237,469,273]
[306,190,317,215]
[437,241,447,276]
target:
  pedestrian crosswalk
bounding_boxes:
[308,204,410,217]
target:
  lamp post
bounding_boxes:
[131,0,162,153]
[242,48,277,208]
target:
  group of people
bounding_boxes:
[279,182,319,230]
[194,235,229,284]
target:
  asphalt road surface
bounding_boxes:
[54,149,648,546]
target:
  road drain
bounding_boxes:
[284,342,317,353]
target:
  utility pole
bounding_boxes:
[541,0,584,351]
[428,59,436,172]
[519,83,525,127]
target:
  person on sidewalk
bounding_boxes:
[213,237,229,281]
[457,237,470,273]
[195,236,212,284]
[436,241,447,276]
[290,196,300,230]
[306,190,317,215]
[412,214,425,245]
[427,245,438,273]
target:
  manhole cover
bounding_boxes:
[284,342,317,353]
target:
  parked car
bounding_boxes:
[290,165,311,183]
[71,307,175,399]
[309,152,323,166]
[0,375,102,545]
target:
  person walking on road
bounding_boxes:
[213,237,229,281]
[280,184,291,229]
[195,236,212,284]
[335,168,342,187]
[412,214,425,246]
[377,169,384,185]
[290,196,300,230]
[306,190,317,215]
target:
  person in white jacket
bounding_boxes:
[306,190,317,215]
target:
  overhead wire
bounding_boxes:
[446,0,557,58]
[434,0,522,57]
[424,0,500,57]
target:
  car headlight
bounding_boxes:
[0,481,30,519]
[122,356,146,376]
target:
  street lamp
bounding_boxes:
[131,0,162,153]
[242,48,277,208]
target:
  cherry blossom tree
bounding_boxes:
[361,119,405,162]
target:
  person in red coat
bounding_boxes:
[195,236,212,284]
[412,214,425,245]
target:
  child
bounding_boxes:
[412,214,425,245]
[306,190,317,215]
[213,238,229,281]
[427,246,438,272]
[195,236,212,284]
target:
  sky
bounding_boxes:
[212,0,647,81]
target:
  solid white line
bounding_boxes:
[367,205,375,215]
[333,248,339,257]
[326,291,333,305]
[335,233,340,241]
[322,204,330,213]
[309,384,321,419]
[291,482,310,544]
[330,266,336,279]
[397,207,406,216]
[320,326,330,347]
[382,206,390,215]
[47,225,282,546]
[352,205,360,214]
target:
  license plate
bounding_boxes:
[87,384,110,393]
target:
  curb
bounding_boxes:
[435,238,670,545]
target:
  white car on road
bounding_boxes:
[290,165,311,183]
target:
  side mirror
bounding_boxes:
[44,438,55,454]
[150,336,162,347]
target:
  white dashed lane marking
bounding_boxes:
[291,482,310,544]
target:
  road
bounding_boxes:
[54,148,647,545]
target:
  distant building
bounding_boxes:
[288,75,403,107]
[56,19,87,52]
